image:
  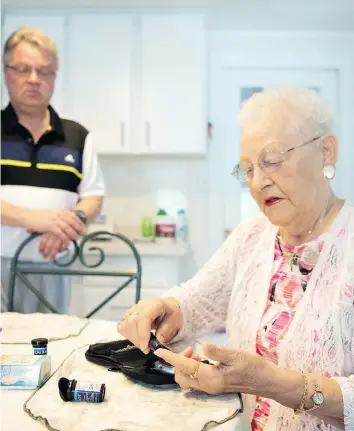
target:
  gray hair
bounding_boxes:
[237,86,333,141]
[3,26,58,69]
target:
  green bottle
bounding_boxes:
[141,216,153,238]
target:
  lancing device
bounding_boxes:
[148,333,175,375]
[149,333,211,376]
[148,332,166,352]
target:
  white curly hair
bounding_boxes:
[237,86,333,141]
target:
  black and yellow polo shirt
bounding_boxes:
[2,103,86,193]
[1,103,105,259]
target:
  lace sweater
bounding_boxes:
[167,202,354,431]
[252,233,327,430]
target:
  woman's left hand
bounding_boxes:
[155,343,269,395]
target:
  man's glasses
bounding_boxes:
[5,63,56,79]
[232,136,322,183]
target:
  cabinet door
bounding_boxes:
[139,15,207,155]
[1,14,66,112]
[65,14,133,154]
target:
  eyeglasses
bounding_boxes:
[5,63,56,79]
[232,136,322,183]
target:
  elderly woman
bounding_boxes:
[118,87,353,431]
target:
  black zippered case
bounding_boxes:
[85,339,177,385]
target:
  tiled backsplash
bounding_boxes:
[102,195,157,228]
[98,156,210,281]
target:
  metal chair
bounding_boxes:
[7,231,142,317]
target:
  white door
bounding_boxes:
[64,14,133,154]
[209,68,338,248]
[138,15,207,155]
[1,14,66,112]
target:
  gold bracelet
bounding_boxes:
[304,378,325,412]
[294,371,309,415]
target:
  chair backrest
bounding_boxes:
[7,231,142,317]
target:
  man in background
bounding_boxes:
[1,27,105,313]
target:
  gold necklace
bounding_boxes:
[279,197,339,267]
[307,197,336,236]
[276,236,299,269]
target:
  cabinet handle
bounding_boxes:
[145,121,151,147]
[120,122,125,148]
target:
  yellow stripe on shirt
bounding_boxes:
[36,163,83,179]
[0,159,32,168]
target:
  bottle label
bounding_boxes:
[33,347,47,355]
[74,382,103,402]
[155,224,176,238]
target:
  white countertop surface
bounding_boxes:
[1,319,117,431]
[0,316,250,431]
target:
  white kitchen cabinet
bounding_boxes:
[138,15,207,155]
[1,14,66,112]
[3,11,207,156]
[64,14,133,154]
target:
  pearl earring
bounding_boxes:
[323,164,336,180]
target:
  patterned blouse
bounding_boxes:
[251,234,326,431]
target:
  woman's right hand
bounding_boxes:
[117,297,183,354]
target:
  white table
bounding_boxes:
[0,318,250,431]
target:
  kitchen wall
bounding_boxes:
[99,155,210,281]
[207,29,354,252]
[98,28,354,281]
[2,9,354,284]
[74,18,350,306]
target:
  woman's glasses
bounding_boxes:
[232,136,322,183]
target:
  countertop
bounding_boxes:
[83,239,189,257]
[0,314,250,431]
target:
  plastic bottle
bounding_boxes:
[175,209,188,243]
[31,338,48,355]
[58,377,106,403]
[155,209,176,244]
[141,216,154,239]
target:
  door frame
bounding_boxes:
[208,31,354,256]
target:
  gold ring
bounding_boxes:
[118,311,138,325]
[189,360,200,380]
[118,316,127,325]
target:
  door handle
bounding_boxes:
[120,122,125,148]
[145,121,151,147]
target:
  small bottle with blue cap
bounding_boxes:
[31,338,48,355]
[176,209,188,243]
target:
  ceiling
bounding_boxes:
[2,0,354,31]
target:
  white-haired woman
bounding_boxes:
[118,87,354,431]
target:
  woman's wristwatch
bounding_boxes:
[294,372,325,414]
[73,210,87,225]
[307,379,325,411]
